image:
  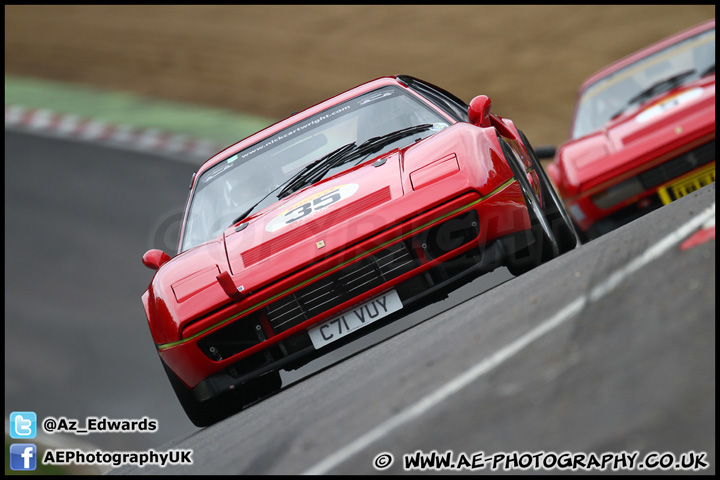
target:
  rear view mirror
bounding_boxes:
[142,249,171,270]
[468,95,492,127]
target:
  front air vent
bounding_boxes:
[266,240,416,333]
[197,314,264,361]
[638,142,714,189]
[265,209,480,333]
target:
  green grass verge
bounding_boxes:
[5,75,276,147]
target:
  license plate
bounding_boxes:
[308,290,403,349]
[657,162,715,205]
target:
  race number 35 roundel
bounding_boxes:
[265,183,359,233]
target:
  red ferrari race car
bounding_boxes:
[542,19,715,241]
[141,75,578,426]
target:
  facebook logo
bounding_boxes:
[10,443,37,471]
[10,411,37,439]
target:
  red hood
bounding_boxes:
[222,150,404,286]
[557,76,715,196]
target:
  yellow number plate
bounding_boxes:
[658,162,715,205]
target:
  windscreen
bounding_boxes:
[179,86,449,252]
[572,27,715,139]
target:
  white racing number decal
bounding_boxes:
[265,183,360,233]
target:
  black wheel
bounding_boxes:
[499,138,558,276]
[518,130,581,253]
[162,361,281,427]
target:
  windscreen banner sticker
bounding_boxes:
[636,88,703,123]
[265,183,360,233]
[239,105,352,162]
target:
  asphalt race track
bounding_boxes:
[5,129,715,474]
[4,129,513,451]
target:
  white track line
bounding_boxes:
[303,201,715,475]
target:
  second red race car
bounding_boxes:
[543,19,715,241]
[141,75,578,426]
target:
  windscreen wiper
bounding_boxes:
[611,69,697,120]
[276,124,435,200]
[348,123,435,165]
[227,202,266,229]
[627,69,696,105]
[227,142,357,227]
[276,142,357,200]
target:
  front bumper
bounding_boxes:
[193,234,523,402]
[568,141,715,233]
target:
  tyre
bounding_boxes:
[162,361,282,427]
[518,130,580,253]
[499,138,558,276]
